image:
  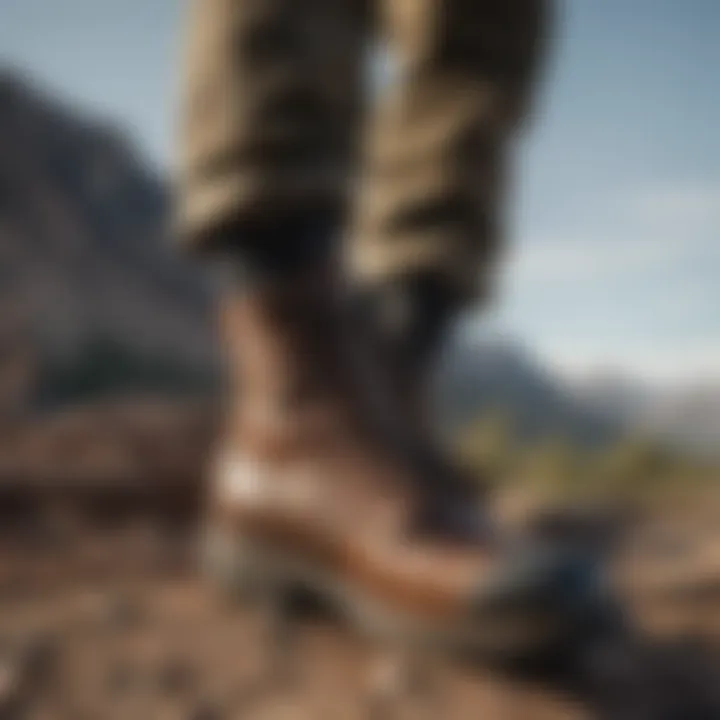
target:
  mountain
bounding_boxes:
[571,373,720,457]
[436,334,621,446]
[0,71,219,418]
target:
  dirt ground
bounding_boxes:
[0,496,719,720]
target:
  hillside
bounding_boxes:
[437,335,620,447]
[0,72,218,418]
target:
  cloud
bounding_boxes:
[507,233,680,284]
[493,178,720,383]
[534,338,720,384]
[509,179,720,285]
[630,180,720,227]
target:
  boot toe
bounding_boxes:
[469,545,605,655]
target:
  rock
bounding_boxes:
[86,591,146,631]
[105,659,141,697]
[0,660,21,718]
[0,634,58,717]
[186,700,222,720]
[18,634,59,688]
[156,655,196,697]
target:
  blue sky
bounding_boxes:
[1,0,719,382]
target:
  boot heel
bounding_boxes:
[200,524,291,604]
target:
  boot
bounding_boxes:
[353,273,497,542]
[203,260,601,657]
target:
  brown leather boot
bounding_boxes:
[202,263,602,656]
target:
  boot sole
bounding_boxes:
[200,523,577,658]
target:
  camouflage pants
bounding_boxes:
[177,0,550,301]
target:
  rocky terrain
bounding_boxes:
[0,490,719,719]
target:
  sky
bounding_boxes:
[1,0,719,383]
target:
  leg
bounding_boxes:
[176,0,601,676]
[176,0,368,264]
[350,0,551,348]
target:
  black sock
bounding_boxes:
[203,219,337,290]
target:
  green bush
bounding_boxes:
[455,410,716,503]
